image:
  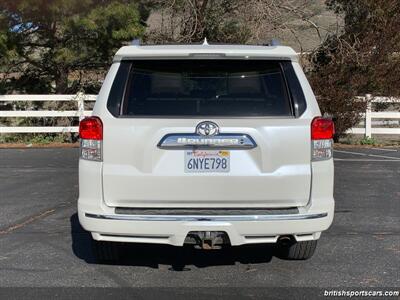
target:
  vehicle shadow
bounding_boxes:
[70,213,275,270]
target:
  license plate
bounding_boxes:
[185,150,230,173]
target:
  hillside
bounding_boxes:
[145,0,340,52]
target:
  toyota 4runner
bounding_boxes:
[78,42,335,262]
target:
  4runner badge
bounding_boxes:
[157,121,257,150]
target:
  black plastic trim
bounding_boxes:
[107,61,131,117]
[281,61,307,117]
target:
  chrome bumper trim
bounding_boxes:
[85,212,328,222]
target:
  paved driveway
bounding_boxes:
[0,147,399,296]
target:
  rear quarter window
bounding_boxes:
[107,60,304,117]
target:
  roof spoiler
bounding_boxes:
[129,38,282,47]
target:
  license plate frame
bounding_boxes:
[184,150,230,173]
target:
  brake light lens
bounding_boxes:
[79,117,103,161]
[311,117,335,140]
[311,117,334,161]
[79,117,103,140]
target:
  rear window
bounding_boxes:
[108,60,296,117]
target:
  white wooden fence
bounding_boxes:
[0,93,399,137]
[0,93,96,133]
[346,94,400,138]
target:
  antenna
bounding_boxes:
[131,39,141,46]
[269,39,280,46]
[202,38,209,46]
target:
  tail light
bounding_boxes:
[79,117,103,161]
[311,117,335,161]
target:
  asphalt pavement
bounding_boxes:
[0,147,399,297]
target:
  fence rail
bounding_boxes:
[347,95,400,137]
[0,93,399,137]
[0,93,96,133]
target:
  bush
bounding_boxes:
[359,137,377,146]
[308,0,400,139]
[0,133,78,144]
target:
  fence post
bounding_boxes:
[76,92,85,121]
[365,94,372,138]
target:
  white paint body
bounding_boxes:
[78,44,334,246]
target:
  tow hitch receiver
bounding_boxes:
[184,231,230,249]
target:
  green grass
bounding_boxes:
[338,134,400,146]
[359,136,378,145]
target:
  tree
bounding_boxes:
[145,0,329,48]
[0,16,7,56]
[145,0,250,44]
[308,0,400,138]
[0,0,145,93]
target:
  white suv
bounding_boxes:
[78,42,335,262]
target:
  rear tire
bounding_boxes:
[276,240,317,260]
[91,240,122,262]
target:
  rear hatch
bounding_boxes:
[101,59,311,208]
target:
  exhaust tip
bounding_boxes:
[277,235,294,245]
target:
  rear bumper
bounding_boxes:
[85,212,327,222]
[78,201,334,246]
